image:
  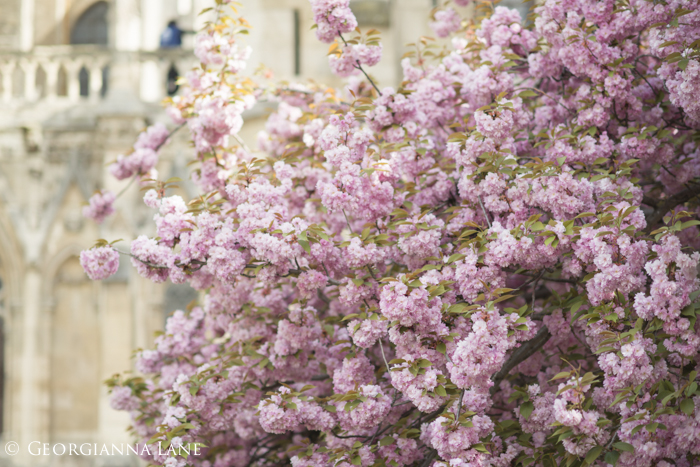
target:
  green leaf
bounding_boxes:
[472,443,489,453]
[604,451,620,465]
[681,398,695,415]
[518,90,538,98]
[447,253,466,264]
[520,401,534,419]
[613,442,634,453]
[379,436,394,446]
[550,371,571,381]
[585,446,603,464]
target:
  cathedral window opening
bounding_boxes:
[78,66,89,97]
[70,2,109,46]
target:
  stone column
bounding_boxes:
[65,61,81,102]
[20,0,35,52]
[89,64,104,102]
[17,268,50,467]
[43,61,60,101]
[20,60,37,102]
[141,0,164,51]
[114,0,142,52]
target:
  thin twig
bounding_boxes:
[342,209,354,234]
[114,249,168,269]
[378,339,391,373]
[490,326,552,396]
[233,133,253,154]
[478,195,492,229]
[337,32,382,96]
[455,389,465,420]
[115,176,136,199]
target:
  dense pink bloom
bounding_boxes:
[80,246,120,280]
[309,0,357,43]
[134,123,169,150]
[92,1,700,466]
[430,8,461,38]
[109,386,139,411]
[83,190,115,224]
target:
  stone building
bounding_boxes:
[0,0,446,465]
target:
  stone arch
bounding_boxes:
[70,1,110,46]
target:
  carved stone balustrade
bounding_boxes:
[0,46,195,105]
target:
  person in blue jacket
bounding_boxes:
[161,20,189,94]
[160,20,183,48]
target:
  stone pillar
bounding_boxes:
[141,0,164,51]
[54,0,66,44]
[20,60,37,102]
[65,61,81,102]
[96,280,134,449]
[17,269,50,466]
[89,64,104,102]
[44,61,59,100]
[20,0,34,52]
[139,59,162,103]
[114,0,142,51]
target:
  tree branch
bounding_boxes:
[644,184,700,233]
[490,326,551,396]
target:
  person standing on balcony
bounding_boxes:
[161,20,184,48]
[160,20,188,95]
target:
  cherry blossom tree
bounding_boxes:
[81,0,700,465]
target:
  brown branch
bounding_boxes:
[420,449,438,467]
[641,195,658,209]
[644,184,700,233]
[490,326,551,396]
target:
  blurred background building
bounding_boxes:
[0,0,444,465]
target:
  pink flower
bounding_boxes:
[310,0,358,43]
[83,190,116,224]
[80,246,120,280]
[430,8,461,38]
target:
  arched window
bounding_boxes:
[70,2,109,45]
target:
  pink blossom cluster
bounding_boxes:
[82,190,115,224]
[80,246,119,280]
[309,0,357,43]
[85,0,700,466]
[430,8,461,38]
[329,43,382,78]
[195,31,252,73]
[109,123,169,180]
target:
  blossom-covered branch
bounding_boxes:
[79,0,700,466]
